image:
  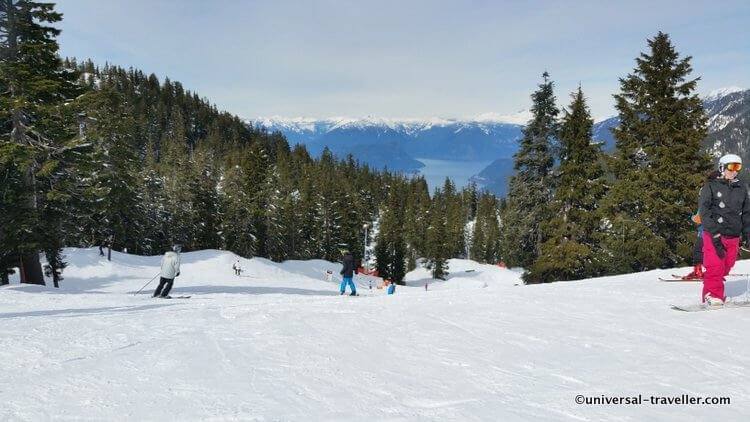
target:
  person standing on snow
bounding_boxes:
[339,249,357,296]
[698,154,750,306]
[681,209,706,280]
[153,245,182,299]
[682,175,722,280]
[232,260,242,276]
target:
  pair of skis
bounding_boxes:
[658,273,750,282]
[671,301,750,312]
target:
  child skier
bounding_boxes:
[232,260,242,276]
[698,154,750,306]
[681,211,704,280]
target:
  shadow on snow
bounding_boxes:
[0,303,174,319]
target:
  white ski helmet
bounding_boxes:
[172,244,182,253]
[719,153,742,172]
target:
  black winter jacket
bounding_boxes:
[340,253,355,277]
[699,175,750,237]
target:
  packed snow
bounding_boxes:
[2,248,750,421]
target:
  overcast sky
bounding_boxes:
[55,0,749,121]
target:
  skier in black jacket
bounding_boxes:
[339,249,357,296]
[698,154,750,305]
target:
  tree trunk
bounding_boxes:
[19,253,45,285]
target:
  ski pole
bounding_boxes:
[134,273,160,295]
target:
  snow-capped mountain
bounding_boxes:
[704,86,745,102]
[254,115,525,173]
[703,88,749,136]
[703,88,750,168]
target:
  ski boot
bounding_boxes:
[704,293,724,307]
[682,265,704,280]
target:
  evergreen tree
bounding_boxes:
[159,107,194,248]
[463,181,479,221]
[314,148,345,261]
[0,142,32,284]
[189,143,221,250]
[0,0,81,284]
[295,164,320,259]
[425,189,450,279]
[219,149,257,257]
[499,72,559,268]
[264,148,305,262]
[403,177,431,270]
[75,87,147,254]
[600,32,710,273]
[338,156,366,264]
[442,178,467,258]
[525,88,607,282]
[374,185,407,284]
[470,193,501,264]
[140,139,170,254]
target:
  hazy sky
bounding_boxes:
[55,0,749,121]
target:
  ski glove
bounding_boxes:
[176,271,180,277]
[712,234,726,259]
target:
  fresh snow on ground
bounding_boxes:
[2,248,750,421]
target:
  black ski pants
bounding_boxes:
[693,229,704,265]
[153,277,174,297]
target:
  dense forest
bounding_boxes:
[1,2,710,287]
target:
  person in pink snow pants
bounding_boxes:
[698,154,750,306]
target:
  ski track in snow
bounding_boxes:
[2,248,750,421]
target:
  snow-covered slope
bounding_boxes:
[2,248,750,420]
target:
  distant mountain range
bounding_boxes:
[254,88,749,196]
[254,115,527,173]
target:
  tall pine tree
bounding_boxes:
[525,87,607,282]
[499,72,559,268]
[75,87,147,254]
[600,32,710,273]
[470,193,501,264]
[0,0,81,284]
[425,189,450,279]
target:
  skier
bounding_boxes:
[680,211,704,280]
[387,281,396,295]
[153,244,181,299]
[339,249,357,296]
[698,154,750,306]
[232,260,242,276]
[679,176,724,280]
